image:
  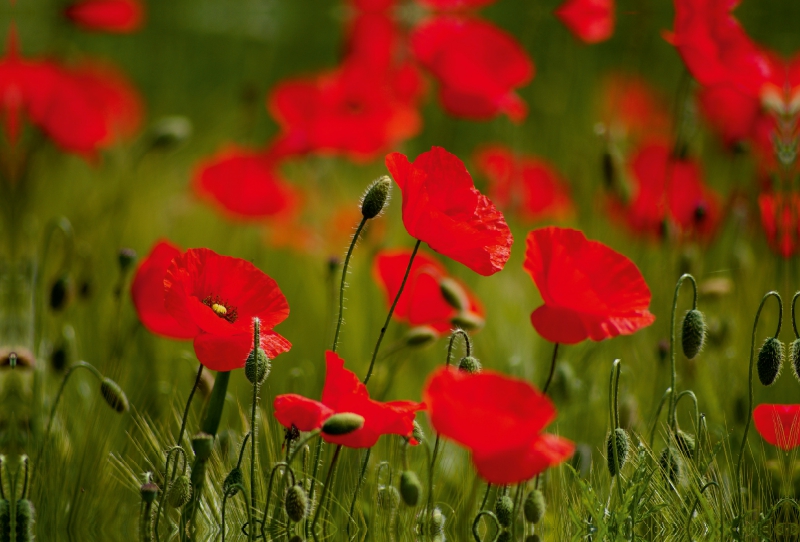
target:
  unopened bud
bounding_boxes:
[197,370,215,398]
[791,338,800,383]
[681,309,706,360]
[439,277,469,311]
[245,347,270,385]
[675,430,696,460]
[495,494,513,527]
[322,413,365,436]
[458,355,482,374]
[49,273,73,311]
[424,507,445,535]
[411,421,425,444]
[15,500,33,542]
[223,467,243,497]
[606,428,630,476]
[100,378,130,413]
[377,485,400,511]
[118,248,137,272]
[361,176,392,219]
[404,326,438,347]
[168,475,192,508]
[284,484,309,522]
[757,337,784,386]
[140,481,159,504]
[192,433,214,462]
[497,532,512,542]
[399,470,422,506]
[659,447,681,485]
[146,116,193,152]
[450,311,484,331]
[523,489,545,524]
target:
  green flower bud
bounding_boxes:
[223,467,244,497]
[245,347,270,385]
[168,475,192,508]
[681,309,706,360]
[495,494,514,527]
[377,485,400,511]
[361,176,392,219]
[15,500,34,542]
[49,273,73,312]
[410,420,425,444]
[523,489,546,524]
[146,116,193,152]
[659,447,681,485]
[321,413,365,436]
[675,430,696,460]
[757,337,784,386]
[404,326,439,347]
[399,470,422,507]
[450,311,485,331]
[606,428,630,476]
[191,432,214,462]
[439,277,469,311]
[100,378,130,413]
[140,481,159,504]
[118,248,137,272]
[284,484,309,522]
[417,506,445,535]
[458,355,482,374]
[791,338,800,383]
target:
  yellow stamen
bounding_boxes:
[211,303,227,316]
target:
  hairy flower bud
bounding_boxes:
[458,355,482,374]
[399,470,422,507]
[439,277,469,311]
[192,432,214,462]
[791,338,800,383]
[146,116,193,152]
[245,347,270,385]
[675,430,696,460]
[411,421,425,444]
[404,326,439,347]
[523,489,546,524]
[118,248,137,272]
[495,494,513,527]
[322,413,365,436]
[284,484,309,522]
[606,428,630,476]
[659,447,681,485]
[15,500,34,542]
[223,467,244,497]
[361,176,392,219]
[377,485,401,511]
[140,481,159,504]
[168,475,192,508]
[450,311,485,331]
[681,309,706,359]
[757,337,784,386]
[100,378,130,413]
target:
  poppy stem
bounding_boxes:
[540,342,560,395]
[446,329,472,365]
[648,387,672,448]
[310,444,342,534]
[346,448,371,537]
[471,510,500,542]
[735,290,781,518]
[478,483,492,511]
[363,239,421,385]
[686,481,718,539]
[249,321,262,542]
[608,360,624,505]
[332,216,368,353]
[667,274,697,433]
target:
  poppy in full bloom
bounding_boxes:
[131,240,196,340]
[163,248,291,371]
[754,404,800,451]
[555,0,615,44]
[474,145,573,222]
[424,366,574,484]
[273,351,424,448]
[524,226,655,345]
[192,146,297,221]
[374,248,483,334]
[385,146,513,276]
[64,0,144,33]
[411,16,533,121]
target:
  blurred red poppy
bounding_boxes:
[274,351,424,448]
[131,240,196,340]
[192,146,297,221]
[164,248,291,371]
[411,16,533,121]
[374,248,483,333]
[474,145,573,222]
[417,0,497,8]
[754,404,800,451]
[524,226,655,344]
[65,0,144,33]
[424,367,574,484]
[599,74,671,142]
[385,146,513,276]
[555,0,615,44]
[758,192,800,258]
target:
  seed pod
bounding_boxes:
[168,475,192,508]
[15,500,34,542]
[140,481,159,504]
[361,176,392,219]
[100,378,130,413]
[458,355,482,374]
[284,484,309,522]
[377,485,400,511]
[223,467,244,497]
[495,495,513,527]
[192,432,214,462]
[399,470,422,507]
[757,337,784,386]
[791,338,800,383]
[675,430,696,460]
[606,428,630,476]
[322,413,365,436]
[404,326,439,347]
[523,489,546,524]
[681,309,706,359]
[245,347,270,385]
[659,447,681,485]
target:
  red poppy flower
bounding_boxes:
[696,84,762,148]
[758,192,800,258]
[131,240,196,340]
[65,0,144,33]
[374,248,483,333]
[417,0,497,8]
[754,404,800,451]
[164,248,291,371]
[385,146,513,276]
[524,226,655,345]
[474,145,573,222]
[411,16,533,121]
[192,146,297,221]
[273,351,424,448]
[423,367,574,484]
[555,0,615,44]
[599,75,671,142]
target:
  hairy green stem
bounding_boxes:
[310,445,342,534]
[346,448,371,537]
[332,217,368,352]
[649,387,673,448]
[668,274,698,432]
[608,360,624,506]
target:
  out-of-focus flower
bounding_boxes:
[164,248,291,371]
[424,366,574,484]
[64,0,145,33]
[411,16,533,122]
[754,404,800,451]
[474,145,573,222]
[758,192,800,258]
[274,351,424,448]
[523,226,655,345]
[374,248,483,333]
[599,74,671,142]
[385,146,513,276]
[555,0,615,44]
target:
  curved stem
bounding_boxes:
[310,445,342,534]
[221,484,250,542]
[478,483,492,512]
[540,343,560,395]
[674,390,700,436]
[237,432,251,469]
[792,292,800,339]
[472,510,500,542]
[42,361,104,451]
[668,274,698,431]
[649,387,673,448]
[332,217,368,352]
[446,329,472,366]
[261,462,295,536]
[685,481,718,542]
[735,290,782,517]
[363,239,421,385]
[346,448,371,537]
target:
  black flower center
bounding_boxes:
[203,295,238,323]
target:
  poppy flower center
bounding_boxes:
[202,295,238,323]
